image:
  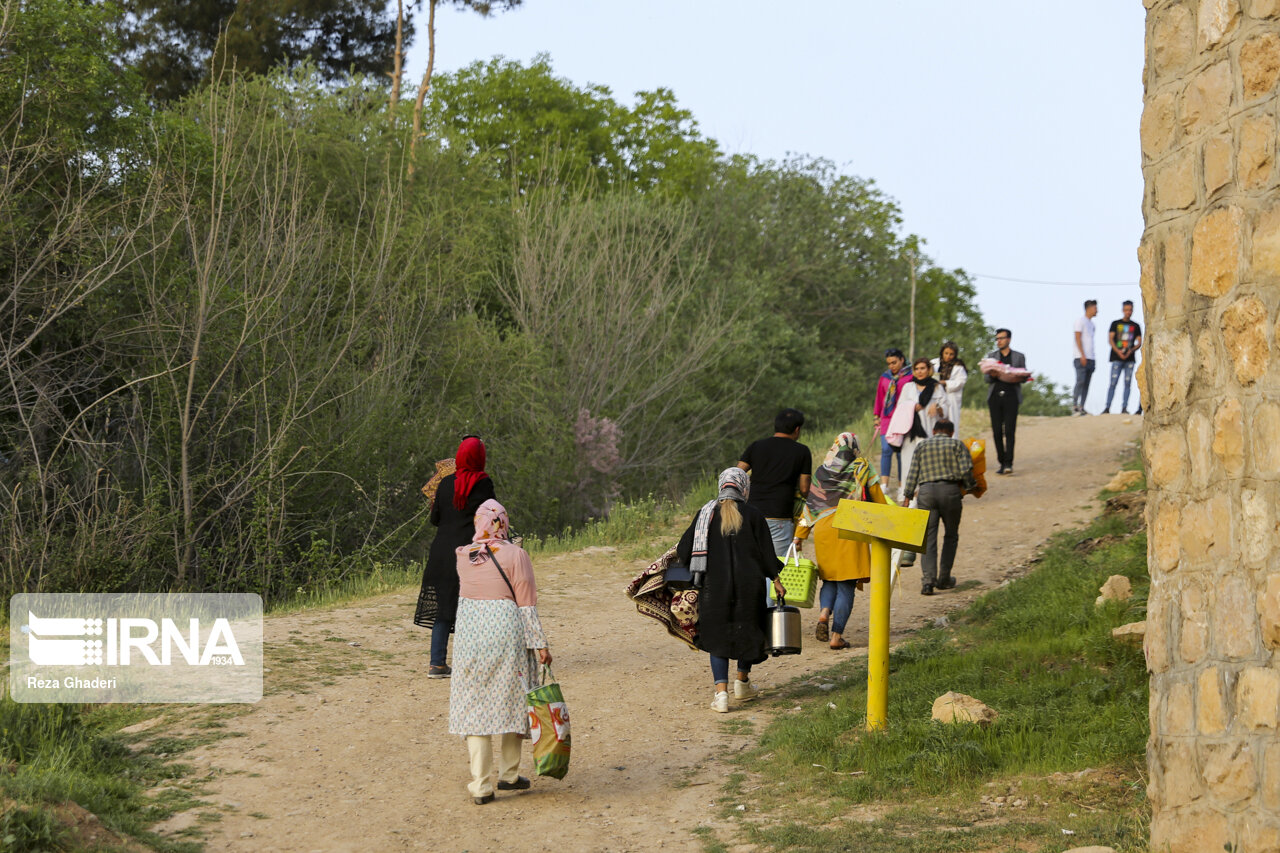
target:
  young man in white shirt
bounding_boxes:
[1072,300,1098,416]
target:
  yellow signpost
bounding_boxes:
[832,498,929,730]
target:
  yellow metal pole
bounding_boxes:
[866,538,892,730]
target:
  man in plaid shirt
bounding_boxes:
[901,419,979,595]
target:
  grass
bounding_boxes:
[0,700,204,852]
[706,469,1150,852]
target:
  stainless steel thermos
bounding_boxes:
[767,596,802,656]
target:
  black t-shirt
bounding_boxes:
[739,436,812,518]
[1108,319,1142,362]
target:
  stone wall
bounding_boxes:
[1140,1,1280,850]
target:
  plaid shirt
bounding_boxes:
[903,435,977,499]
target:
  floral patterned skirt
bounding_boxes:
[448,598,544,737]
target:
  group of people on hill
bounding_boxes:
[414,323,1140,798]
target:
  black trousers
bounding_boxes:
[988,389,1020,467]
[918,481,963,587]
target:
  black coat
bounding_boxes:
[675,501,779,665]
[414,474,496,628]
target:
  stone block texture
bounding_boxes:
[1144,2,1280,850]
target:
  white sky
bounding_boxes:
[405,1,1148,405]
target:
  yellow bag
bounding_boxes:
[963,438,987,498]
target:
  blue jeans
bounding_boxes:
[1105,360,1135,411]
[710,655,752,683]
[765,518,794,557]
[819,579,857,635]
[430,618,452,667]
[1073,358,1095,410]
[765,519,792,605]
[879,434,901,479]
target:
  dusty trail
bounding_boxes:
[152,414,1141,852]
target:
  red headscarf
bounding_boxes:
[452,437,489,510]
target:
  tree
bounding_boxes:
[409,0,522,168]
[117,0,407,101]
[419,56,720,192]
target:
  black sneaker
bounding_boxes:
[997,465,1009,475]
[921,584,934,596]
[428,665,451,679]
[936,577,957,590]
[497,776,531,791]
[1101,407,1110,414]
[473,793,494,805]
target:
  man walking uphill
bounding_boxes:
[984,329,1030,475]
[737,409,812,557]
[901,419,978,596]
[1072,299,1098,415]
[1102,300,1142,414]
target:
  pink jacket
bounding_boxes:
[874,371,906,434]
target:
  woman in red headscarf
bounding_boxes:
[415,436,495,678]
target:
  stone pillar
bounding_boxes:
[1141,1,1280,850]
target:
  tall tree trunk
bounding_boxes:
[179,285,207,586]
[388,0,404,120]
[408,0,437,175]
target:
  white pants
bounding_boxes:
[466,733,522,797]
[898,436,924,503]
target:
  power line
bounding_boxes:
[971,272,1138,287]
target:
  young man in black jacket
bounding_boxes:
[984,329,1030,475]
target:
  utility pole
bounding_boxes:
[907,249,917,361]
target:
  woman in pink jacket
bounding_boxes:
[873,348,910,482]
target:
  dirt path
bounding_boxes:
[151,414,1141,852]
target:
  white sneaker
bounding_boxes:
[710,691,729,713]
[733,680,759,700]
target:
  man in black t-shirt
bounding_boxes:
[737,408,812,557]
[1102,300,1143,415]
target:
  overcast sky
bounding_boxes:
[405,1,1148,405]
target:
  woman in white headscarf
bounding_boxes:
[930,341,968,435]
[675,468,786,713]
[448,500,551,805]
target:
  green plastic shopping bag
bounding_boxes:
[526,665,571,779]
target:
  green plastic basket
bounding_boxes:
[776,553,818,608]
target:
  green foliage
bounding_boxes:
[424,55,721,193]
[1019,378,1074,416]
[2,37,998,601]
[0,700,200,851]
[118,0,405,101]
[694,154,989,425]
[0,803,64,852]
[0,0,142,158]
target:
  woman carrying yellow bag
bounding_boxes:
[793,432,890,650]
